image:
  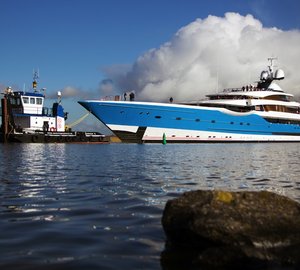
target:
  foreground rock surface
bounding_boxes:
[161,190,300,269]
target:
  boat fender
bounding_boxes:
[50,127,56,132]
[80,134,86,142]
[32,135,39,143]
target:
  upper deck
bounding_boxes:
[5,91,45,115]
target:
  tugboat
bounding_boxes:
[1,72,108,143]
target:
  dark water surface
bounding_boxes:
[1,143,300,269]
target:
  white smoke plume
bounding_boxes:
[105,12,300,102]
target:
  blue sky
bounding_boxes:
[1,0,300,132]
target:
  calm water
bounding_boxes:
[0,143,300,269]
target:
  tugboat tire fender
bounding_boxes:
[32,135,39,143]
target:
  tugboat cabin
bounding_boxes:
[4,87,66,133]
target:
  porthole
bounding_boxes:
[230,122,234,124]
[176,117,182,120]
[155,116,162,119]
[195,119,200,122]
[211,120,216,123]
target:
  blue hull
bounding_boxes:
[79,101,300,143]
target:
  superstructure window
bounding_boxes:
[9,97,16,105]
[30,98,35,104]
[22,97,29,104]
[36,98,42,105]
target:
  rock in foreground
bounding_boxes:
[161,190,300,269]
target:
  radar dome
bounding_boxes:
[274,69,285,80]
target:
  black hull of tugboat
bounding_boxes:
[1,131,109,144]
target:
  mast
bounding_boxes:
[267,57,277,76]
[32,69,39,92]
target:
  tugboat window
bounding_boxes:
[22,97,29,104]
[36,98,42,105]
[30,98,35,104]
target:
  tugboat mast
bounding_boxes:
[32,69,39,92]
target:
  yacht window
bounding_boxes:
[22,97,29,104]
[30,98,35,104]
[36,98,43,105]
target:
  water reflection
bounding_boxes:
[0,143,299,270]
[1,144,70,220]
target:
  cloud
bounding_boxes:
[98,79,115,97]
[47,85,102,100]
[103,12,300,102]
